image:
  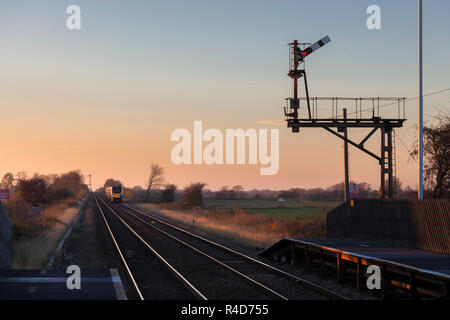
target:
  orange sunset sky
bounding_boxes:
[1,1,449,191]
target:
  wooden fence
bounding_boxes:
[0,202,13,268]
[327,199,450,254]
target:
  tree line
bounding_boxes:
[1,170,88,207]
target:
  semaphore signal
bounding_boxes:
[286,36,331,121]
[282,37,407,201]
[297,35,331,62]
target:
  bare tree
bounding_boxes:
[51,171,86,199]
[16,171,28,182]
[103,178,122,188]
[183,183,206,207]
[411,110,450,198]
[216,186,230,200]
[231,185,244,199]
[147,163,165,193]
[1,172,14,189]
[19,177,49,206]
[160,184,177,203]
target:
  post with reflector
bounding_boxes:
[418,0,424,200]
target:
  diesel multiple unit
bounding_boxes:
[105,186,123,203]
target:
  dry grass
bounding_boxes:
[139,203,326,249]
[6,198,81,269]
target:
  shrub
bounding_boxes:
[19,178,49,206]
[183,183,206,207]
[161,184,177,203]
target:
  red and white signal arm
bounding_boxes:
[0,189,10,200]
[297,35,331,62]
[350,184,359,198]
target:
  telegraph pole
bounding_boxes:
[418,0,424,200]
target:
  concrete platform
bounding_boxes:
[0,269,126,300]
[259,238,450,299]
[260,238,450,278]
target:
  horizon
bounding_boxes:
[2,167,419,193]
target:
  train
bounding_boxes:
[105,185,123,203]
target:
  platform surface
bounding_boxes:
[260,238,450,278]
[0,269,126,300]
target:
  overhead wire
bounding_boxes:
[342,88,450,118]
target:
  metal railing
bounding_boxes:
[284,97,407,121]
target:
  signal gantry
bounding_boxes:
[283,36,407,200]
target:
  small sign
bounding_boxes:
[289,98,300,109]
[34,206,41,218]
[0,190,10,200]
[350,184,359,198]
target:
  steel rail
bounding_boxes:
[116,204,288,300]
[122,203,348,300]
[95,194,207,300]
[93,195,144,300]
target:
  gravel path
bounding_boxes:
[57,195,138,299]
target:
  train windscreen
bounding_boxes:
[112,186,122,193]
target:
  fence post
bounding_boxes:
[0,201,13,268]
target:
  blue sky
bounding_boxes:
[0,1,449,189]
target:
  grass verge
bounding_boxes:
[136,203,329,249]
[10,201,82,269]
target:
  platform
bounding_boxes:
[0,269,127,300]
[259,238,450,299]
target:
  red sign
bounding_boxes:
[350,184,359,198]
[0,189,10,200]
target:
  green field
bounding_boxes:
[203,199,342,219]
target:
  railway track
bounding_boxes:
[94,194,348,300]
[93,195,203,300]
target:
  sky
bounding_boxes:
[0,0,449,191]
